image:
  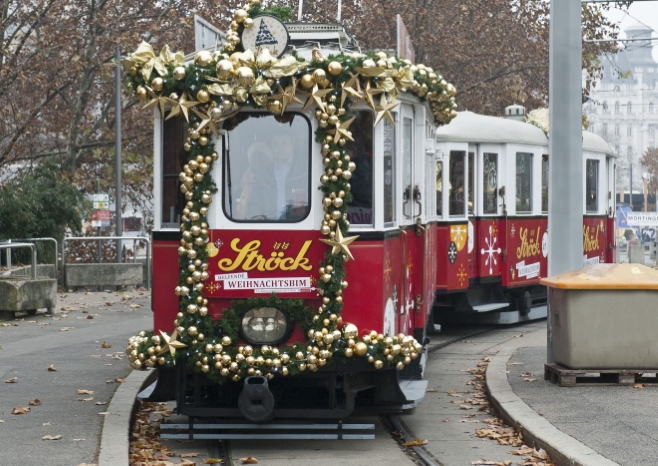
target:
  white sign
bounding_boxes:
[583,255,600,267]
[241,15,289,58]
[516,260,540,279]
[194,15,224,52]
[627,212,658,227]
[222,276,312,293]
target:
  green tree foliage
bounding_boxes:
[0,159,88,263]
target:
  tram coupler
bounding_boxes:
[238,376,275,422]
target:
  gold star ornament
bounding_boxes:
[374,94,400,127]
[301,84,334,112]
[143,87,176,117]
[340,73,363,107]
[166,92,200,122]
[158,328,187,356]
[329,116,356,142]
[191,106,221,139]
[320,228,360,261]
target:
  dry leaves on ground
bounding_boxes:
[95,402,107,406]
[240,456,258,464]
[47,364,57,371]
[520,372,534,377]
[442,418,450,422]
[12,406,29,415]
[101,342,112,348]
[426,387,438,392]
[205,459,222,464]
[77,389,94,395]
[4,377,17,383]
[43,435,62,440]
[523,378,537,382]
[403,439,428,446]
[78,397,94,402]
[28,399,41,406]
[513,334,524,338]
[471,460,512,465]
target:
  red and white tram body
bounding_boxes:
[431,112,616,325]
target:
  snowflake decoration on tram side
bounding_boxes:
[481,225,501,275]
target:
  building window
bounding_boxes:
[586,160,598,213]
[516,152,532,214]
[615,124,620,136]
[627,125,633,136]
[628,147,632,158]
[615,101,620,113]
[603,123,608,135]
[650,126,656,138]
[627,102,632,114]
[650,102,654,114]
[483,153,497,214]
[603,101,609,113]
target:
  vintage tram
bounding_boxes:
[124,4,615,422]
[125,7,456,421]
[430,110,616,326]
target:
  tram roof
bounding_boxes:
[583,131,616,157]
[435,111,548,146]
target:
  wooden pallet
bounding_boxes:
[544,363,658,387]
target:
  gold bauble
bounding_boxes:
[343,323,358,339]
[377,59,387,68]
[312,68,327,85]
[151,77,164,92]
[194,50,214,67]
[196,89,210,103]
[327,61,343,76]
[354,342,368,357]
[300,74,315,89]
[216,59,234,80]
[362,59,376,69]
[173,67,186,81]
[244,18,254,28]
[221,336,232,346]
[236,67,254,87]
[230,20,240,31]
[234,9,248,23]
[308,364,318,372]
[229,52,244,68]
[199,136,209,146]
[188,326,198,336]
[136,86,147,100]
[344,348,354,357]
[396,361,405,371]
[295,351,305,360]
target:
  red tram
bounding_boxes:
[124,6,615,422]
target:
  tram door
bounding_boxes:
[399,105,424,336]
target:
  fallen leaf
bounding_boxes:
[629,384,645,389]
[426,388,438,392]
[520,372,534,377]
[403,439,428,446]
[511,446,534,455]
[59,327,73,331]
[76,463,97,466]
[12,406,29,415]
[47,364,57,371]
[459,404,472,410]
[442,418,450,422]
[0,420,4,423]
[42,422,52,426]
[461,340,473,343]
[115,378,124,383]
[181,453,199,458]
[87,315,94,319]
[73,438,85,441]
[29,399,41,406]
[523,378,537,382]
[77,397,94,402]
[4,377,17,383]
[461,420,480,423]
[101,342,112,348]
[513,334,524,338]
[97,412,109,415]
[42,435,62,440]
[463,413,477,418]
[205,460,222,464]
[77,389,94,394]
[240,457,259,464]
[95,402,107,406]
[509,362,523,365]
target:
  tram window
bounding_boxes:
[449,151,465,216]
[468,152,474,215]
[482,153,497,214]
[516,152,532,213]
[403,117,413,218]
[383,117,396,225]
[436,161,443,217]
[222,112,311,222]
[586,159,599,213]
[346,111,374,226]
[162,116,186,228]
[541,155,548,213]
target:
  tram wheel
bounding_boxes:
[517,291,532,316]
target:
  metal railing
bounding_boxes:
[0,243,37,279]
[62,236,151,289]
[8,237,58,282]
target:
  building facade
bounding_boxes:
[585,23,658,200]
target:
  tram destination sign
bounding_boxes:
[626,212,658,227]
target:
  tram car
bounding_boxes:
[431,109,616,325]
[125,7,457,422]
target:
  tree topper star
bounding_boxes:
[374,94,400,126]
[158,328,187,356]
[143,86,175,117]
[165,92,199,122]
[319,228,359,261]
[328,116,356,142]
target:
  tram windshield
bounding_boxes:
[222,113,311,222]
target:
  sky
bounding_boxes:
[601,1,658,61]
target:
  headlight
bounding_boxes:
[240,307,290,345]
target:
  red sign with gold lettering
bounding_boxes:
[503,218,548,287]
[204,230,324,298]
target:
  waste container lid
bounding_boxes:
[540,263,658,290]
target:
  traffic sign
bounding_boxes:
[91,209,111,228]
[91,193,109,211]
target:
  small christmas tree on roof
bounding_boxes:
[256,19,278,46]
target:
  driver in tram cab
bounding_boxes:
[247,133,308,221]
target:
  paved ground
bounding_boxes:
[508,345,658,465]
[0,290,151,466]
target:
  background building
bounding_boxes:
[585,23,658,207]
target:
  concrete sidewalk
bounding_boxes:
[486,327,658,466]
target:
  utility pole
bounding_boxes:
[547,0,583,362]
[115,46,122,265]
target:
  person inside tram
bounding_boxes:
[246,133,308,221]
[236,142,272,219]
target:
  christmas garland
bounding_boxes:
[125,1,457,383]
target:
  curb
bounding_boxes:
[486,347,620,466]
[98,368,154,466]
